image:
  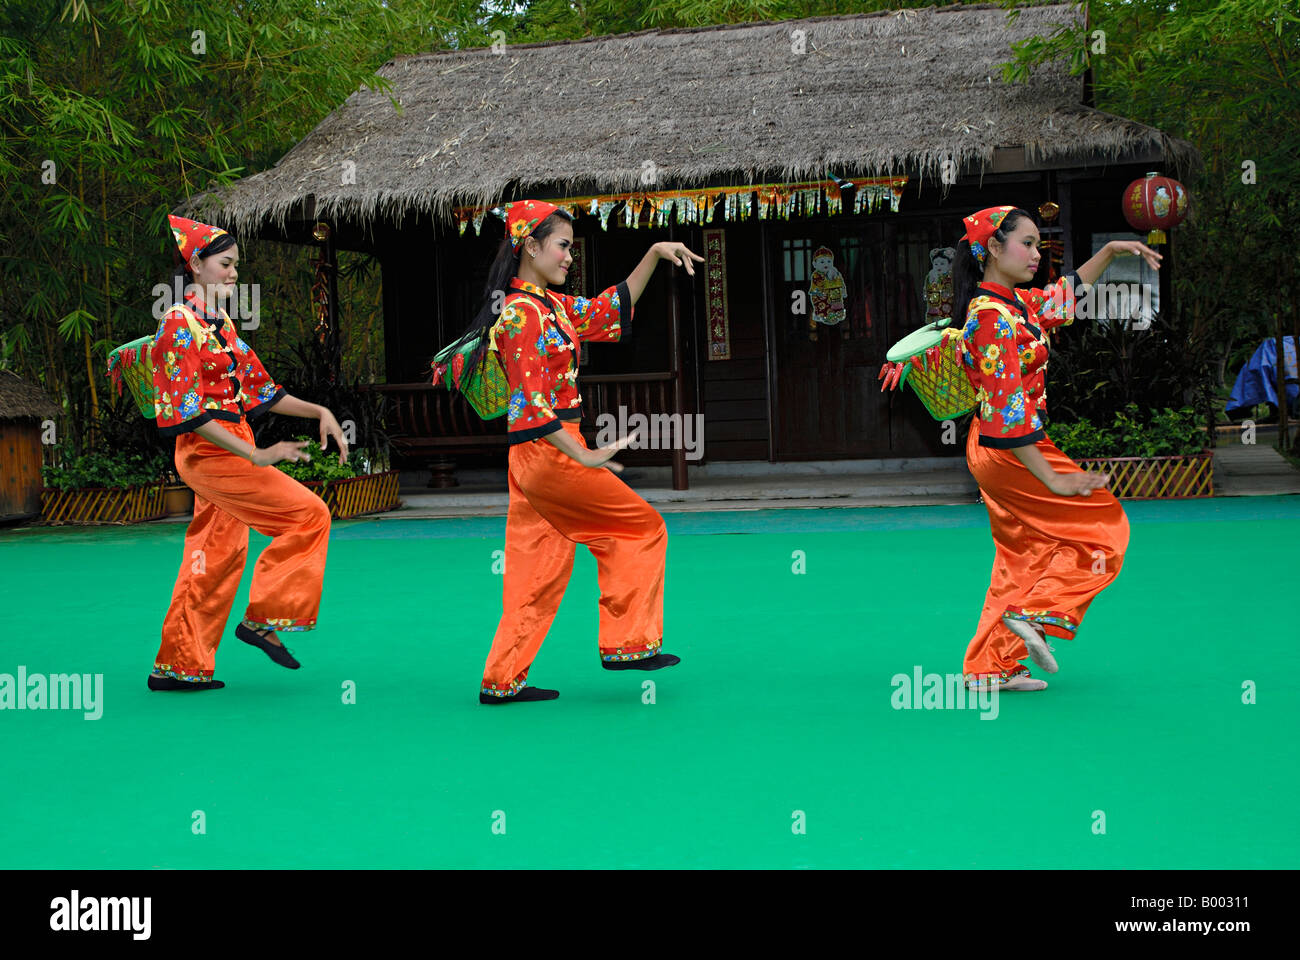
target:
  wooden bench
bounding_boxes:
[362,383,506,487]
[365,372,690,489]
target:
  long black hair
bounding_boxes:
[168,231,239,304]
[447,208,574,382]
[950,207,1034,328]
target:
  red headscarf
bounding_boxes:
[959,205,1016,265]
[169,214,229,272]
[502,199,560,252]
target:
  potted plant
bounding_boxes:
[274,436,401,519]
[40,449,171,524]
[161,465,194,517]
[1050,404,1213,499]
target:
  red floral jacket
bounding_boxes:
[150,292,285,436]
[958,272,1082,448]
[496,277,632,443]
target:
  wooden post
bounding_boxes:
[325,223,342,385]
[1292,297,1300,455]
[1277,309,1288,455]
[667,222,688,490]
[760,219,777,462]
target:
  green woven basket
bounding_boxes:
[106,335,159,419]
[431,325,510,420]
[885,322,977,421]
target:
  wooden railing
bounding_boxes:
[362,372,690,489]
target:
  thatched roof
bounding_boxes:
[0,370,60,420]
[178,2,1201,236]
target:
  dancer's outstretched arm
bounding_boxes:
[191,421,312,468]
[624,241,705,304]
[261,393,349,464]
[1073,239,1162,286]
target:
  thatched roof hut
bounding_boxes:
[0,370,60,421]
[172,2,1201,478]
[178,2,1199,238]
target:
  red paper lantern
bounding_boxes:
[1122,172,1188,245]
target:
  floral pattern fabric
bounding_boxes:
[958,272,1080,448]
[497,276,632,443]
[503,200,560,251]
[150,292,284,436]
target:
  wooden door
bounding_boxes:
[768,217,967,460]
[768,220,892,458]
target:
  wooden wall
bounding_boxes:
[0,421,46,521]
[373,160,1172,466]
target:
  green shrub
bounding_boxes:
[1052,404,1207,459]
[1046,418,1119,459]
[41,451,169,491]
[273,436,358,491]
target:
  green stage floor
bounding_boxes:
[2,496,1297,869]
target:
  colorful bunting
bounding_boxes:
[450,176,908,235]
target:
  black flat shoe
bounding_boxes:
[236,623,301,669]
[601,652,680,671]
[148,675,225,691]
[479,687,559,704]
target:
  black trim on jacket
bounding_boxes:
[157,408,240,438]
[977,427,1046,449]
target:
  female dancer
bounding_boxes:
[146,214,349,691]
[451,199,702,704]
[954,205,1161,691]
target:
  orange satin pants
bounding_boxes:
[153,417,331,682]
[481,420,668,698]
[963,418,1129,683]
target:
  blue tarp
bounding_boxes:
[1227,335,1298,418]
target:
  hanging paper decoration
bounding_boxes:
[704,228,730,361]
[1122,171,1188,244]
[656,196,675,227]
[808,245,848,341]
[924,247,956,323]
[568,237,588,297]
[695,193,714,224]
[450,176,908,235]
[772,186,791,220]
[626,196,645,228]
[643,195,662,227]
[825,183,843,216]
[1037,200,1064,282]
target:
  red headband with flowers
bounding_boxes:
[169,214,229,272]
[959,205,1016,265]
[501,199,560,252]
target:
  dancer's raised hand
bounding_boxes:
[653,241,705,276]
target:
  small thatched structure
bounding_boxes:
[0,371,60,522]
[179,2,1199,236]
[0,370,59,421]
